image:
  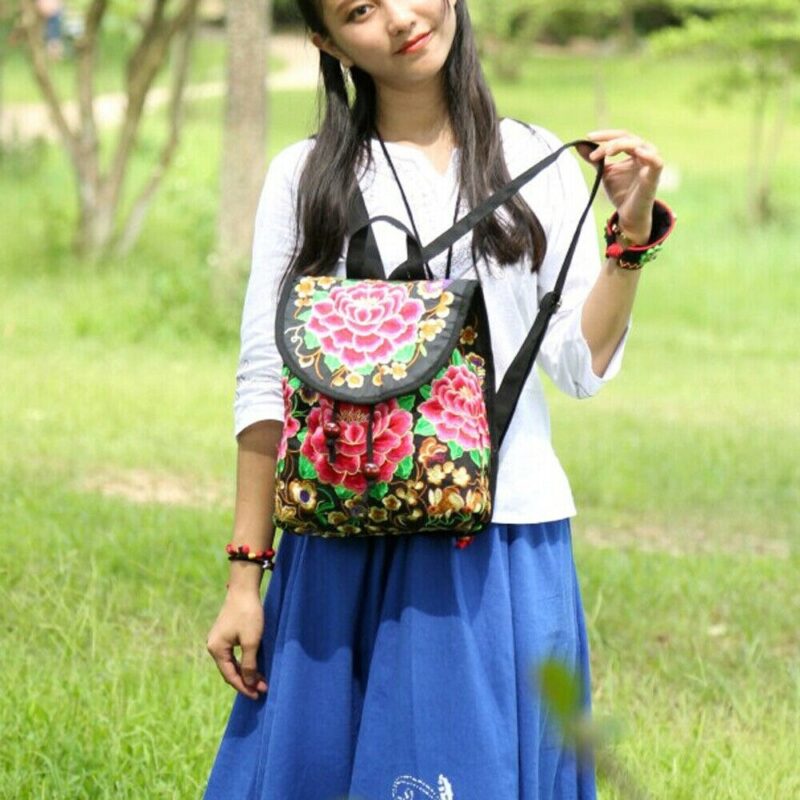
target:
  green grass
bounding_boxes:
[1,50,799,798]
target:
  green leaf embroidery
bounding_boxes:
[323,354,341,373]
[296,429,307,444]
[368,481,390,500]
[297,310,312,323]
[392,343,416,363]
[419,384,432,400]
[288,374,302,390]
[448,441,464,460]
[469,449,484,468]
[334,484,355,499]
[298,455,317,479]
[395,455,413,479]
[397,394,415,411]
[414,417,436,436]
[304,331,320,350]
[451,348,464,365]
[316,499,335,514]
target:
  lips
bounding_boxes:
[396,31,431,54]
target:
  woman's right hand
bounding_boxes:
[206,588,269,700]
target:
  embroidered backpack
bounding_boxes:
[273,140,602,540]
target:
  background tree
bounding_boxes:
[214,0,269,307]
[18,0,202,259]
[0,1,17,138]
[649,0,800,221]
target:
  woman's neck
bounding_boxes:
[374,77,454,149]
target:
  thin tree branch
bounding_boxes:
[116,9,199,255]
[73,0,109,192]
[18,0,79,158]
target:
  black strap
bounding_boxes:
[347,187,384,278]
[346,214,428,280]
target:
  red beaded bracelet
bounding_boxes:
[603,199,676,270]
[225,542,276,571]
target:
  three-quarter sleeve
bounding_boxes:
[233,141,311,439]
[524,125,631,399]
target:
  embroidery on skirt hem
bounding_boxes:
[391,773,454,800]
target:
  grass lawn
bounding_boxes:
[1,50,798,798]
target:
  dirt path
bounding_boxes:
[1,32,317,143]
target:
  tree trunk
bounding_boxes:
[748,81,769,223]
[214,0,270,307]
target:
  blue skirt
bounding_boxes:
[203,520,596,800]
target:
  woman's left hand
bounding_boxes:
[582,129,664,245]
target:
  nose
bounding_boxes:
[383,0,415,37]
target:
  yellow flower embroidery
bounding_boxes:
[346,372,364,388]
[390,362,407,380]
[466,487,488,514]
[451,466,471,488]
[427,464,447,486]
[288,480,317,511]
[434,291,455,318]
[418,317,446,342]
[382,495,402,511]
[296,276,316,297]
[459,325,477,345]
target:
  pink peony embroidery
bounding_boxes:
[301,396,414,493]
[418,364,490,451]
[305,283,425,370]
[278,376,301,460]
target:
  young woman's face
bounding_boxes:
[313,0,458,89]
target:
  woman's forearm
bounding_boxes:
[580,257,642,378]
[227,419,283,594]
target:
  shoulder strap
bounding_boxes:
[493,138,604,447]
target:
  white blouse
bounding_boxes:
[234,117,630,523]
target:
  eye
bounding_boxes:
[347,4,372,22]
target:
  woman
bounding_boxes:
[204,1,671,798]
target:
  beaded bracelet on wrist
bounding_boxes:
[604,199,676,270]
[225,542,276,571]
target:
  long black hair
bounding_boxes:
[289,0,547,278]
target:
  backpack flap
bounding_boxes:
[275,275,480,404]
